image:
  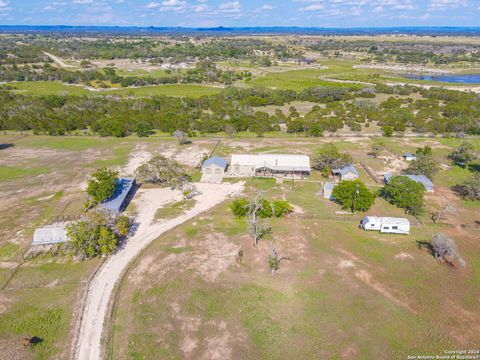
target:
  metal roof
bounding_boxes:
[333,164,358,176]
[363,216,410,226]
[32,223,69,245]
[100,178,135,213]
[231,154,311,172]
[384,173,434,189]
[202,156,228,169]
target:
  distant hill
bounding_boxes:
[1,25,480,36]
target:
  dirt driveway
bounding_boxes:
[73,182,244,360]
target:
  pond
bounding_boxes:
[404,73,480,84]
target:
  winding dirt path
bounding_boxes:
[73,182,244,360]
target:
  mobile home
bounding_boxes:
[360,216,410,235]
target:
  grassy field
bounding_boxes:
[107,136,480,359]
[6,81,222,98]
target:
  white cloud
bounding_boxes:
[73,0,94,4]
[219,1,241,13]
[300,4,324,11]
[429,0,468,11]
[255,4,274,12]
[0,0,10,11]
[193,3,208,12]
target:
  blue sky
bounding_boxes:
[1,0,479,27]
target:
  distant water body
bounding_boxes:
[404,73,480,84]
[1,26,480,36]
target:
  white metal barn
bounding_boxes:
[229,154,311,179]
[202,157,228,175]
[360,216,410,235]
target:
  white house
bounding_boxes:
[229,154,310,179]
[202,157,228,175]
[332,164,359,181]
[322,182,337,200]
[360,216,410,235]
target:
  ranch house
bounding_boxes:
[229,154,310,179]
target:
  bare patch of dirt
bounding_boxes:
[354,269,416,314]
[120,144,151,176]
[201,321,233,360]
[0,339,32,360]
[376,155,406,175]
[337,260,355,269]
[394,252,414,261]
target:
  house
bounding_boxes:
[332,164,359,181]
[202,157,228,175]
[384,173,434,192]
[322,182,337,200]
[100,178,136,214]
[403,153,417,161]
[360,216,410,235]
[229,154,310,179]
[32,223,69,246]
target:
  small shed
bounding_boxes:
[360,216,410,235]
[100,178,136,214]
[202,157,228,175]
[332,164,359,181]
[403,153,417,161]
[384,173,434,192]
[322,182,337,200]
[32,223,69,246]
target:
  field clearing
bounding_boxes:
[5,81,222,98]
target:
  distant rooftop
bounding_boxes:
[202,156,228,169]
[384,173,434,189]
[231,154,310,172]
[333,164,358,176]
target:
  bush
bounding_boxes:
[272,200,294,217]
[230,198,249,217]
[456,173,480,201]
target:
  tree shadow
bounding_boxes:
[416,240,433,256]
[468,163,480,173]
[0,143,14,150]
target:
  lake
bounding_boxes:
[404,73,480,84]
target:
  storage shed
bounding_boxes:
[202,157,228,175]
[229,154,310,179]
[402,153,417,161]
[361,216,410,235]
[322,182,337,200]
[100,178,136,214]
[332,164,359,181]
[384,173,434,192]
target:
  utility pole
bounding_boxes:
[352,183,360,214]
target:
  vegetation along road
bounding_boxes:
[74,182,244,360]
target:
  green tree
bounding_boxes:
[65,214,118,258]
[382,175,425,215]
[331,180,375,212]
[449,142,477,167]
[86,168,118,204]
[135,121,153,137]
[230,198,249,217]
[272,200,294,217]
[135,155,189,188]
[313,144,352,173]
[405,153,439,180]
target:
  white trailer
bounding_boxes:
[360,216,410,235]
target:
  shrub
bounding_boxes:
[86,168,118,204]
[230,198,249,217]
[272,200,294,217]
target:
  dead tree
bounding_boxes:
[268,245,291,275]
[248,194,271,248]
[431,202,452,224]
[172,130,189,145]
[431,233,466,267]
